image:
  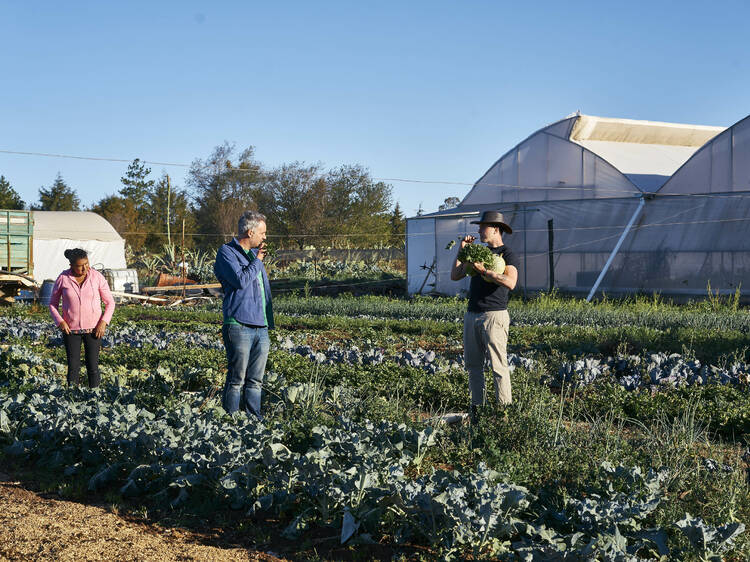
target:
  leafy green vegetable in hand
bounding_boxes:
[458,243,493,267]
[457,244,505,277]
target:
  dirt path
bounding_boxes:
[0,474,285,562]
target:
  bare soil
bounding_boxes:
[0,472,286,562]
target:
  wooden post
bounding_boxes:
[548,219,554,291]
[181,219,186,300]
[5,211,10,271]
[166,174,171,246]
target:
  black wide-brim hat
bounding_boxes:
[470,211,512,234]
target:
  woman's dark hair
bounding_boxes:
[64,248,88,263]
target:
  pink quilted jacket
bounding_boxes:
[49,268,115,331]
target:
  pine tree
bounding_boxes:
[0,175,25,209]
[389,202,405,247]
[36,173,80,211]
[119,159,155,217]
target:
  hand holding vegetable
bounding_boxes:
[460,235,475,248]
[472,262,487,275]
[457,242,506,282]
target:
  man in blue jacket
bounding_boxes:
[214,210,274,419]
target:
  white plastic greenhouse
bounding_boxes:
[32,211,127,282]
[407,113,750,299]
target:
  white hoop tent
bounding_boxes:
[32,211,126,282]
[407,113,750,298]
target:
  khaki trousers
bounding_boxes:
[464,309,512,406]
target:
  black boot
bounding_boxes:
[470,404,479,425]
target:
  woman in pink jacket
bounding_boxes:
[49,248,115,387]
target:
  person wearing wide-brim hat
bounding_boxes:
[450,211,519,421]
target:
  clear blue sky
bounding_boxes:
[1,1,748,218]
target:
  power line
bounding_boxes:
[0,147,640,195]
[7,147,750,199]
[63,210,750,241]
[0,149,188,168]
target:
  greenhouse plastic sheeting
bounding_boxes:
[418,195,750,296]
[31,211,126,283]
[461,114,725,205]
[660,115,750,194]
[406,218,436,294]
[408,113,750,297]
[33,239,127,283]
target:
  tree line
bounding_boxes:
[0,143,406,250]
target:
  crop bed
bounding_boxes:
[1,294,749,560]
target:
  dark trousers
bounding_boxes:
[62,332,102,387]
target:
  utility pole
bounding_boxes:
[181,219,186,300]
[166,174,172,246]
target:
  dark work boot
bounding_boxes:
[470,404,480,425]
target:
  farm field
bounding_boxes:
[1,293,749,560]
[0,471,282,561]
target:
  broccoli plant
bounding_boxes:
[457,243,505,278]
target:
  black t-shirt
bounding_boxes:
[467,245,520,312]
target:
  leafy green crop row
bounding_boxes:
[1,368,745,559]
[2,295,749,558]
[270,294,750,333]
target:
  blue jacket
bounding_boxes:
[214,238,274,329]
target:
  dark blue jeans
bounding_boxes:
[221,323,270,419]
